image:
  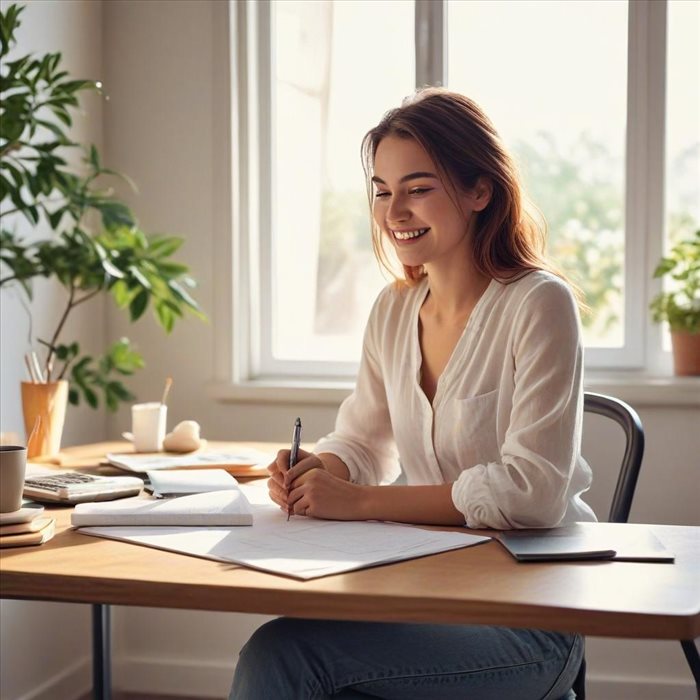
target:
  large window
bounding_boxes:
[227,0,698,390]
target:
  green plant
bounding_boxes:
[649,229,700,334]
[0,3,205,410]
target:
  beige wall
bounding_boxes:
[1,1,698,698]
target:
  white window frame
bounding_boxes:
[209,0,699,406]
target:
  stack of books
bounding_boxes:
[0,504,55,548]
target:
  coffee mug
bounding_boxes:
[131,402,167,452]
[0,445,28,512]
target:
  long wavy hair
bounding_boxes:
[361,88,572,291]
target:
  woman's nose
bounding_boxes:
[387,195,409,224]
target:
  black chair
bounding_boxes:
[571,392,699,698]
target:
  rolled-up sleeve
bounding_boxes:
[452,280,584,529]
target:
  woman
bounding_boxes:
[230,88,594,699]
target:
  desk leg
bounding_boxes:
[92,604,111,700]
[680,639,700,698]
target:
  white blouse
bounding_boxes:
[314,270,596,530]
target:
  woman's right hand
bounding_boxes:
[267,448,325,511]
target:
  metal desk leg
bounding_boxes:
[92,603,111,700]
[680,639,700,698]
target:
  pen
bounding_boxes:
[287,417,302,521]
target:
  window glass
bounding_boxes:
[665,0,700,245]
[447,0,628,347]
[270,0,415,364]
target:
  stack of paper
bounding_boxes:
[71,490,253,527]
[106,449,272,475]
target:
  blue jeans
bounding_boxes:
[229,619,583,699]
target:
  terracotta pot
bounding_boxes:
[671,331,700,376]
[21,380,69,459]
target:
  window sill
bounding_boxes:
[208,374,699,408]
[583,374,700,407]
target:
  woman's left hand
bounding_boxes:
[286,468,367,520]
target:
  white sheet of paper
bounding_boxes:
[80,482,490,579]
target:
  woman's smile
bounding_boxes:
[391,227,431,242]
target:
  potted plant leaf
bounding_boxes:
[649,229,700,375]
[0,4,205,455]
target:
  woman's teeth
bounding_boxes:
[393,228,429,240]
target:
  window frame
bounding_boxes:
[212,0,691,405]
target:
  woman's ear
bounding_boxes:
[470,177,493,212]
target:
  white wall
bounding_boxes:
[0,3,104,699]
[1,1,698,699]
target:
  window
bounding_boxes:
[665,0,700,256]
[267,0,413,375]
[448,0,628,352]
[224,0,698,394]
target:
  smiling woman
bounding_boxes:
[229,88,591,700]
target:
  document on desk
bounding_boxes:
[80,484,490,579]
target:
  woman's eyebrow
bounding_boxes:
[371,171,439,185]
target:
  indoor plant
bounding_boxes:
[0,4,205,450]
[649,229,700,375]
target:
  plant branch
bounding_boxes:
[57,356,74,381]
[72,288,101,307]
[0,275,19,287]
[44,282,76,381]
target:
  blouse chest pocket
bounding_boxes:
[447,389,501,464]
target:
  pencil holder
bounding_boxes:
[21,380,69,459]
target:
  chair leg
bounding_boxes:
[571,655,586,699]
[680,639,700,698]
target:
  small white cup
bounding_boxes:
[0,445,28,512]
[131,402,167,452]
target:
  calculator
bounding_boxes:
[23,472,143,504]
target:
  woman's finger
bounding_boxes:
[285,454,324,487]
[267,477,288,501]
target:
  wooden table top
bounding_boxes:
[1,442,699,641]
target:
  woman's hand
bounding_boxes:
[267,448,324,512]
[286,467,366,520]
[267,448,365,520]
[267,447,304,510]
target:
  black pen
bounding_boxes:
[287,417,302,521]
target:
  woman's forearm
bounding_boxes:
[359,483,465,526]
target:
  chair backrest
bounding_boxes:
[583,392,645,523]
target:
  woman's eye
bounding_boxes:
[409,187,432,195]
[374,191,390,199]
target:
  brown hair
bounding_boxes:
[361,87,569,289]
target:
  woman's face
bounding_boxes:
[371,135,489,271]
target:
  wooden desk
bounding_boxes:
[2,442,700,697]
